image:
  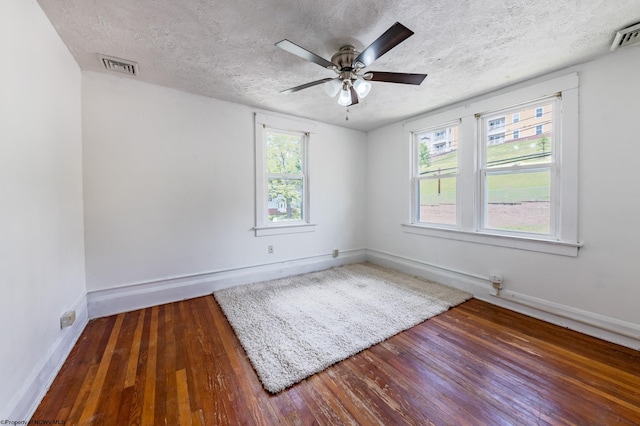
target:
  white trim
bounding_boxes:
[366,249,640,350]
[558,86,579,243]
[87,249,367,318]
[401,223,582,257]
[2,293,88,421]
[255,113,317,134]
[491,288,640,342]
[16,246,637,424]
[254,223,316,236]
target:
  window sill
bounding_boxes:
[254,223,316,237]
[401,223,582,257]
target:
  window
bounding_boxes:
[480,98,556,235]
[412,123,459,226]
[254,113,315,236]
[488,133,505,145]
[404,73,580,256]
[488,117,506,131]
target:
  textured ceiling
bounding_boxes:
[37,0,639,131]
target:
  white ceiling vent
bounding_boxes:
[611,22,640,51]
[97,54,138,76]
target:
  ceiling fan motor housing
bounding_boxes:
[331,45,360,71]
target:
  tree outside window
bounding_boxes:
[265,130,305,222]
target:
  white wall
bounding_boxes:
[3,0,638,416]
[82,72,367,298]
[366,45,640,343]
[0,0,86,419]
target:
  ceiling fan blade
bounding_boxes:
[280,78,335,94]
[275,40,335,69]
[353,22,414,68]
[349,85,359,106]
[365,71,428,85]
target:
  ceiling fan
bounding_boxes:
[275,22,427,107]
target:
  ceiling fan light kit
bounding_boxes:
[353,79,372,98]
[275,22,427,109]
[324,79,342,97]
[337,85,353,106]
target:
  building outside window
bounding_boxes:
[488,133,506,145]
[488,117,506,131]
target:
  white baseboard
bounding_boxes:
[87,249,367,319]
[10,248,638,421]
[487,289,640,349]
[3,292,88,422]
[366,249,640,350]
[85,246,640,349]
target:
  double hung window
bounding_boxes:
[479,98,557,235]
[405,74,579,256]
[254,114,315,236]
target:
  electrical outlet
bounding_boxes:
[489,274,503,296]
[268,245,274,254]
[60,311,76,329]
[332,249,339,258]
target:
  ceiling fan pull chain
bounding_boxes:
[345,107,349,121]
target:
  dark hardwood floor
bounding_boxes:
[32,296,640,425]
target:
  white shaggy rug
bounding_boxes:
[213,263,472,393]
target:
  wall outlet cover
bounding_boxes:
[60,310,76,329]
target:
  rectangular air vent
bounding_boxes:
[97,54,138,76]
[611,22,640,51]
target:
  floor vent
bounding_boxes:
[611,22,640,51]
[97,54,138,76]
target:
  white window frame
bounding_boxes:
[403,73,581,257]
[411,120,461,228]
[478,97,559,238]
[254,113,316,236]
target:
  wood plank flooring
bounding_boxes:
[32,297,640,425]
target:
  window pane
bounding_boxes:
[485,101,553,168]
[485,170,550,234]
[416,125,459,177]
[418,176,456,225]
[267,178,303,222]
[266,131,302,174]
